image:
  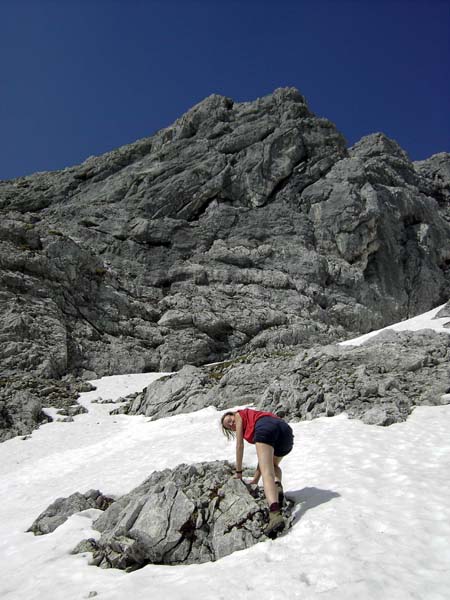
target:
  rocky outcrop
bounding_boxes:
[1,88,449,383]
[123,329,450,426]
[0,376,92,442]
[435,300,450,319]
[120,365,210,418]
[27,489,114,535]
[258,329,450,425]
[73,461,293,569]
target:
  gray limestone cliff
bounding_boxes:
[1,87,449,438]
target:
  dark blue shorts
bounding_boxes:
[253,417,294,457]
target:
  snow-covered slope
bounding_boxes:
[0,307,449,600]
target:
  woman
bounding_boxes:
[221,407,294,537]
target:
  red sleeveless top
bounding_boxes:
[237,408,279,443]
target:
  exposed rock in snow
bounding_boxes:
[27,490,114,536]
[435,300,450,318]
[0,376,90,442]
[124,330,450,426]
[74,461,293,569]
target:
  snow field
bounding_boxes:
[0,305,449,599]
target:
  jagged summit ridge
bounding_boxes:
[0,86,345,215]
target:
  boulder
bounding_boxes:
[27,489,114,535]
[74,461,293,569]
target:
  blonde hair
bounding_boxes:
[220,411,236,440]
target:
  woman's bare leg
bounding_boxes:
[274,456,283,484]
[255,442,278,506]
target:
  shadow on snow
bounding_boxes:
[286,486,341,525]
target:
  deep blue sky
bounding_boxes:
[1,0,449,180]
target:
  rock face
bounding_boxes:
[258,329,450,426]
[1,88,449,382]
[0,376,90,442]
[74,461,291,569]
[436,300,450,318]
[123,330,450,426]
[1,87,449,440]
[414,152,450,221]
[27,489,114,535]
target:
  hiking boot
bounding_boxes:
[264,510,285,538]
[275,481,285,506]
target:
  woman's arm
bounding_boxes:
[234,413,244,479]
